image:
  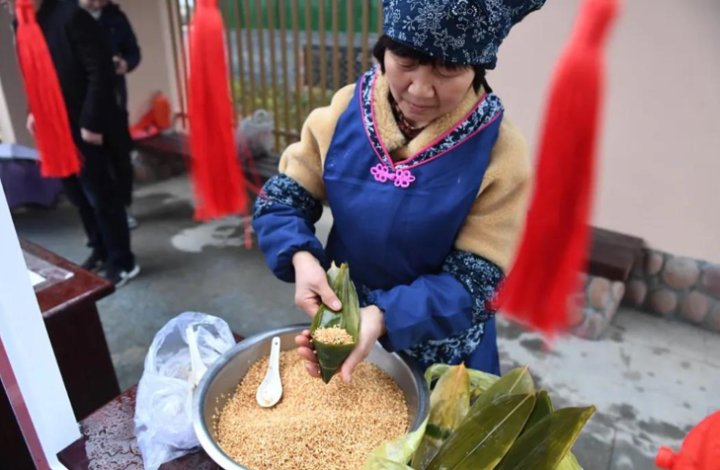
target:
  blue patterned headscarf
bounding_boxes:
[382,0,546,69]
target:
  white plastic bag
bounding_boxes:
[237,109,274,160]
[134,312,235,470]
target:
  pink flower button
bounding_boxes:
[370,163,415,188]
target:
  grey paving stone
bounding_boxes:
[572,414,615,470]
[610,431,660,470]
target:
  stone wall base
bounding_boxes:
[622,249,720,334]
[570,249,720,340]
[570,274,625,340]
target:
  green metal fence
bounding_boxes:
[168,0,382,151]
[220,0,382,33]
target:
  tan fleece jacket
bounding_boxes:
[278,74,531,272]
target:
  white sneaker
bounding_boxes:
[127,208,139,230]
[106,264,141,288]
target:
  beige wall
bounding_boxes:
[115,0,178,125]
[492,0,720,263]
[0,18,32,146]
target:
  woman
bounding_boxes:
[253,0,546,381]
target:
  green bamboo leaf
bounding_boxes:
[467,367,534,420]
[310,262,361,383]
[412,365,471,468]
[424,365,498,395]
[556,452,583,470]
[495,406,596,470]
[363,417,429,469]
[310,263,345,331]
[424,364,452,386]
[364,458,415,470]
[344,270,361,337]
[411,439,441,470]
[522,390,553,433]
[427,393,536,470]
[326,262,342,285]
[519,391,584,470]
[428,364,471,433]
[467,370,500,399]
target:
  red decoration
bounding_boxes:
[187,0,248,220]
[497,0,621,337]
[15,0,80,178]
[656,411,720,470]
[130,92,172,141]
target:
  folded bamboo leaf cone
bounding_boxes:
[310,263,361,383]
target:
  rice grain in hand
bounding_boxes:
[312,326,355,345]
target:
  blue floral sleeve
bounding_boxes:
[252,174,327,282]
[441,250,504,324]
[363,250,504,367]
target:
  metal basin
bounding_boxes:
[193,324,430,470]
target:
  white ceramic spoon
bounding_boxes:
[255,336,283,408]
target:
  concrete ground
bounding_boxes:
[11,175,719,470]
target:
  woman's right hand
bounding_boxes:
[26,114,35,136]
[81,128,103,146]
[292,251,341,378]
[291,251,341,317]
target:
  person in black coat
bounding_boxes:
[30,0,139,286]
[82,0,142,226]
[97,0,140,110]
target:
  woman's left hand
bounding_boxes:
[340,305,385,383]
[295,305,386,382]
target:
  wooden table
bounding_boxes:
[21,239,120,418]
[57,386,221,469]
[58,332,246,469]
[1,240,120,469]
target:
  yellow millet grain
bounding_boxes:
[312,326,354,345]
[215,351,409,470]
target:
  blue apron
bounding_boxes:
[322,69,503,374]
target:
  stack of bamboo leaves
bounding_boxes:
[364,364,595,470]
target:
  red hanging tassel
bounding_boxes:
[187,0,248,220]
[14,0,79,178]
[497,0,621,338]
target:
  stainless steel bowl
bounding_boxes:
[193,324,430,470]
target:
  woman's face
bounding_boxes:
[383,50,476,128]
